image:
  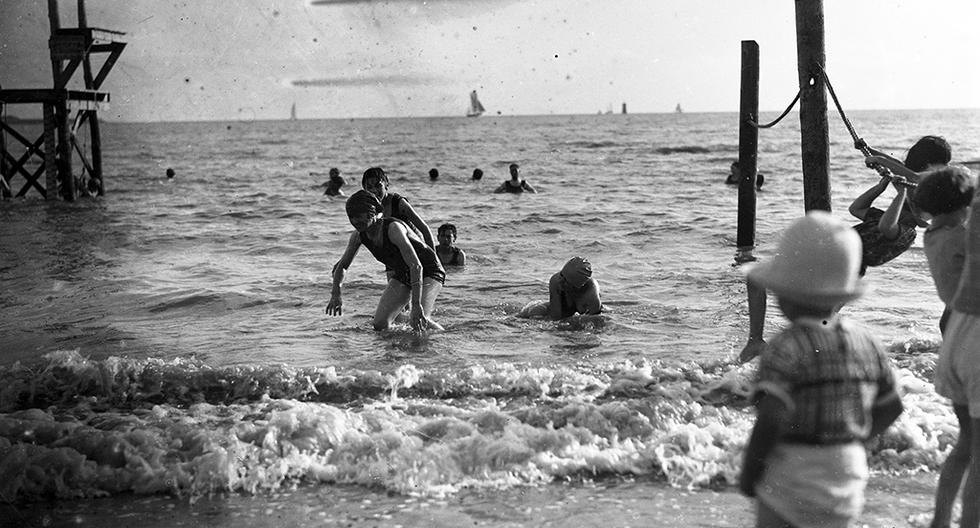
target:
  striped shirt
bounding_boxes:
[753,316,899,444]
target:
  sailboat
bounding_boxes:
[290,103,297,121]
[675,103,683,114]
[466,90,485,117]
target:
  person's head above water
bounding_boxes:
[905,135,951,172]
[560,256,592,289]
[509,163,519,180]
[472,168,483,180]
[438,223,457,238]
[429,168,439,180]
[361,167,390,199]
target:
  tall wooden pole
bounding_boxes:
[77,0,104,195]
[0,100,7,198]
[795,0,831,212]
[736,40,760,258]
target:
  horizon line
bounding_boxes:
[3,107,978,125]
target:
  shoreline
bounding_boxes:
[1,472,940,528]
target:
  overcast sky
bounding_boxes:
[2,0,978,121]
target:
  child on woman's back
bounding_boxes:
[739,211,903,528]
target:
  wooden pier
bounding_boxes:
[0,0,125,200]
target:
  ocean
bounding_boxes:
[1,109,979,526]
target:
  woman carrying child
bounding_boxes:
[326,190,444,332]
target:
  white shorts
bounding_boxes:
[756,443,868,528]
[936,310,980,417]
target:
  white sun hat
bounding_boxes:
[746,210,867,309]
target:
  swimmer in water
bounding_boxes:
[520,256,602,319]
[436,223,466,267]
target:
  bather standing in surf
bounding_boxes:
[326,190,445,331]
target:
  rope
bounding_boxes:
[820,66,916,189]
[748,89,801,129]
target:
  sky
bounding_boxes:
[2,0,979,121]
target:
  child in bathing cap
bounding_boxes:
[739,211,903,528]
[519,256,602,319]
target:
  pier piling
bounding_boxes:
[0,0,125,200]
[736,40,760,261]
[795,0,831,212]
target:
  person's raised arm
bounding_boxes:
[849,175,891,220]
[388,222,433,331]
[547,273,565,320]
[396,200,436,249]
[326,232,361,315]
[580,279,602,315]
[865,154,918,181]
[877,186,908,240]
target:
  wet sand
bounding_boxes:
[1,473,941,528]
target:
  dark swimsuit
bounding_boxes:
[441,247,464,266]
[501,180,528,193]
[361,218,445,286]
[852,207,917,275]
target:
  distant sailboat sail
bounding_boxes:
[466,91,485,117]
[290,103,297,120]
[675,103,683,114]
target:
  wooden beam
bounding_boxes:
[737,40,760,253]
[54,57,83,89]
[70,133,94,176]
[2,135,45,178]
[87,109,103,194]
[42,103,58,199]
[92,42,126,89]
[0,89,110,104]
[0,120,41,150]
[77,0,88,28]
[794,0,831,212]
[55,100,75,200]
[16,163,47,198]
[0,103,6,195]
[47,0,63,93]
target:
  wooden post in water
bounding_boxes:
[736,40,760,261]
[794,0,831,212]
[0,98,6,197]
[0,0,123,199]
[78,0,104,195]
[46,0,64,199]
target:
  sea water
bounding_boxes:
[1,110,979,517]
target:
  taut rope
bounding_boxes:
[820,66,916,189]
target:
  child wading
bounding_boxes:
[739,211,904,528]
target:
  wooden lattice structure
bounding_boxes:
[0,0,125,200]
